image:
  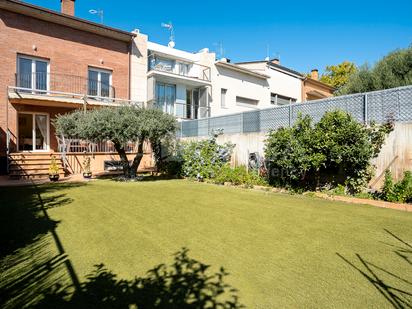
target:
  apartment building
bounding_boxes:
[237,59,335,104]
[131,33,325,119]
[0,0,335,178]
[0,0,150,177]
[131,32,215,120]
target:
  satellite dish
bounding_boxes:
[168,41,175,48]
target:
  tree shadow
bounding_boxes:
[35,247,243,309]
[0,182,86,308]
[337,229,412,308]
[0,183,84,258]
[1,182,242,309]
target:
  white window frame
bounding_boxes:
[17,55,50,92]
[88,67,113,98]
[17,112,50,152]
[221,88,227,108]
[270,93,297,106]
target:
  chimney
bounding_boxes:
[61,0,75,16]
[270,58,280,65]
[311,69,319,80]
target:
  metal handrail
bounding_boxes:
[8,86,144,107]
[15,72,116,98]
[149,100,210,120]
[148,54,211,82]
[57,138,146,154]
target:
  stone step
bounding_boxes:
[9,166,64,172]
[8,153,65,180]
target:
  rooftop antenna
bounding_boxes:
[265,44,270,61]
[89,8,104,24]
[213,42,224,59]
[161,22,175,48]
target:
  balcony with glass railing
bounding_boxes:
[149,100,210,120]
[148,54,211,83]
[8,72,142,106]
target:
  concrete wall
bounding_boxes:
[370,122,412,189]
[65,152,154,175]
[238,62,303,102]
[266,68,302,102]
[210,65,270,116]
[131,32,148,103]
[182,122,412,190]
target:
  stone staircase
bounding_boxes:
[8,153,65,180]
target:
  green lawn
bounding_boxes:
[1,179,411,308]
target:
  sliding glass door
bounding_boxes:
[155,82,176,115]
[18,113,49,151]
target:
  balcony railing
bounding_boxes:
[148,54,211,82]
[150,100,210,120]
[57,138,142,154]
[11,72,141,106]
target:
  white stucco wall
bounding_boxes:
[238,62,303,103]
[266,68,302,102]
[210,64,270,117]
[130,32,148,103]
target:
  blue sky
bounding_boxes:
[25,0,412,74]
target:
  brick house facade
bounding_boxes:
[0,0,151,176]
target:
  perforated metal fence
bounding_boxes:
[179,86,412,137]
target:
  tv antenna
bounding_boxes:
[89,9,104,24]
[161,22,175,48]
[213,42,225,59]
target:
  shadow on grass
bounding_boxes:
[34,247,243,309]
[0,182,242,309]
[0,182,86,308]
[337,229,412,308]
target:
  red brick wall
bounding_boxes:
[0,9,131,158]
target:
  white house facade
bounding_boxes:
[130,31,331,120]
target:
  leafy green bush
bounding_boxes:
[181,130,235,179]
[381,170,412,203]
[265,110,393,193]
[213,165,268,187]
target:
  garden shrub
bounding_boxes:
[181,130,235,179]
[213,165,268,187]
[381,170,412,203]
[265,110,393,193]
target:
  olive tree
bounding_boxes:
[54,106,177,178]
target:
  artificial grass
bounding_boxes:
[1,179,411,308]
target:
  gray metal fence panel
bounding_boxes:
[260,105,290,131]
[179,86,412,137]
[291,94,365,123]
[198,118,209,137]
[180,120,198,137]
[242,110,260,133]
[208,113,242,134]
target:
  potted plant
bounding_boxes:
[48,156,60,182]
[83,156,92,179]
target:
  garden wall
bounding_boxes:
[181,122,412,190]
[64,152,154,175]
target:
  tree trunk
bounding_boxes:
[114,142,131,178]
[130,140,144,178]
